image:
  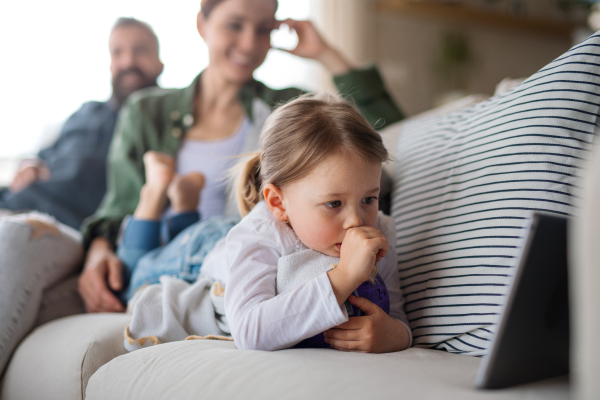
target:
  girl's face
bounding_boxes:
[281,151,382,258]
[198,0,276,84]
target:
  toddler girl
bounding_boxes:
[124,93,412,353]
[224,93,412,352]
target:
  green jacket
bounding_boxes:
[82,66,404,248]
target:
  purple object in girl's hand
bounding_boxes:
[293,273,390,349]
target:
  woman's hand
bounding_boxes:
[323,295,411,353]
[327,227,388,305]
[275,19,352,75]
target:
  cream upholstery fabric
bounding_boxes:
[34,275,85,327]
[86,340,567,400]
[570,132,600,400]
[1,314,130,400]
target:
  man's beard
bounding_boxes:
[111,67,158,108]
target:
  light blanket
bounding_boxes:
[276,249,338,294]
[124,275,231,351]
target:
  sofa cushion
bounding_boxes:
[1,313,130,400]
[34,274,85,327]
[85,340,567,400]
[570,127,600,399]
[391,33,600,355]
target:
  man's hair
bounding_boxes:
[111,17,159,52]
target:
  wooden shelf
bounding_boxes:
[377,0,584,37]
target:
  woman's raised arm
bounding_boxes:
[275,19,352,75]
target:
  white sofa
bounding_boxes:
[0,108,580,400]
[3,34,600,399]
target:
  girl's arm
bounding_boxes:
[224,215,348,351]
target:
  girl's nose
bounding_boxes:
[343,210,363,230]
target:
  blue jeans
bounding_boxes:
[116,214,239,303]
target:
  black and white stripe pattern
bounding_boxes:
[391,33,600,355]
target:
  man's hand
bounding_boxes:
[78,237,125,313]
[323,295,410,353]
[10,161,51,193]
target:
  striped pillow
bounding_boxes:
[391,33,600,355]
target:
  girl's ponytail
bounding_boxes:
[235,151,263,217]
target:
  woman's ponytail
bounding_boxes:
[235,151,263,217]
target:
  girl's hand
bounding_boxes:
[340,226,388,284]
[274,19,352,75]
[323,295,410,353]
[327,227,388,305]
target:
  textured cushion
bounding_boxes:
[86,340,567,400]
[1,314,130,400]
[391,33,600,355]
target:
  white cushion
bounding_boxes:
[1,314,130,400]
[391,33,600,355]
[86,340,567,400]
[570,127,600,399]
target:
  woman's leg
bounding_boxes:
[0,213,83,376]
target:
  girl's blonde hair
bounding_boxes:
[235,92,390,216]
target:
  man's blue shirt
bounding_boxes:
[0,101,118,229]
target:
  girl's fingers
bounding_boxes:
[376,246,388,262]
[332,316,364,330]
[326,338,366,352]
[324,327,361,341]
[348,295,381,316]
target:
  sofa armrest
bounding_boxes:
[570,127,600,400]
[1,313,130,400]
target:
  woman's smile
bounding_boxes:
[228,52,257,69]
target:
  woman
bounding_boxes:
[78,0,404,313]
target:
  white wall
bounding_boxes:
[316,0,585,117]
[0,0,317,158]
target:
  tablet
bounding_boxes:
[475,213,570,389]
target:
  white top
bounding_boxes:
[175,118,251,219]
[223,201,412,351]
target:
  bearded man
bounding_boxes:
[0,17,164,229]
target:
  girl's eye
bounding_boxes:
[325,201,342,209]
[362,197,377,205]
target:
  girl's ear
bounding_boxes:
[263,184,287,221]
[197,12,206,39]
